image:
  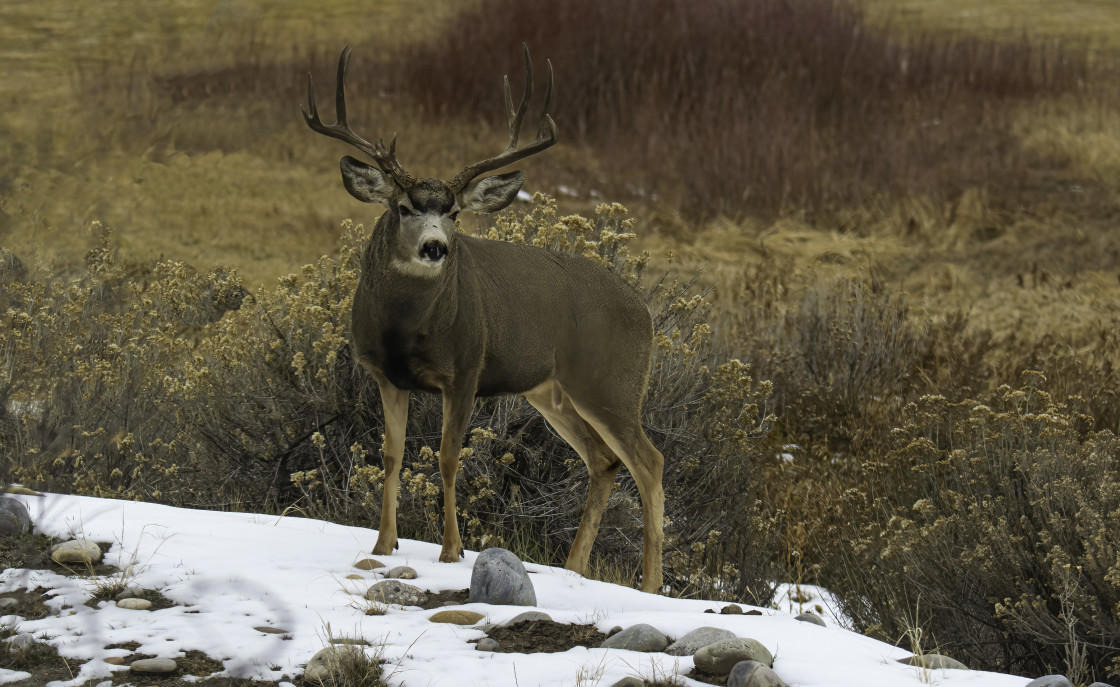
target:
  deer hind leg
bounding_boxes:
[372,378,409,556]
[524,380,622,578]
[568,398,665,595]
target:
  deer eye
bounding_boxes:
[399,205,413,217]
[449,211,459,222]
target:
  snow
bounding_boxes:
[1,493,1030,687]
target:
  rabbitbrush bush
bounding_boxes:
[818,374,1119,683]
[0,197,779,602]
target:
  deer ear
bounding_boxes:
[340,156,397,205]
[458,171,525,213]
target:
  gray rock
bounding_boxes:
[304,646,347,683]
[130,657,178,674]
[721,604,744,615]
[365,580,427,607]
[1088,683,1117,687]
[600,623,668,652]
[6,633,37,652]
[607,625,623,636]
[503,610,553,626]
[609,678,648,687]
[385,565,417,580]
[1024,677,1073,687]
[728,660,788,687]
[254,626,290,634]
[116,598,152,610]
[476,638,501,652]
[50,538,102,565]
[794,612,825,626]
[898,653,969,671]
[469,548,536,606]
[0,498,31,537]
[666,626,737,656]
[694,638,774,675]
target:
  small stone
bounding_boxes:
[898,653,969,671]
[7,633,36,651]
[728,660,788,687]
[385,565,418,579]
[254,626,289,634]
[50,538,102,565]
[329,637,370,646]
[103,657,125,665]
[502,610,553,626]
[1088,683,1117,687]
[429,610,484,625]
[1024,677,1073,687]
[345,574,363,580]
[607,626,623,636]
[0,498,31,537]
[353,558,385,570]
[745,610,763,616]
[130,657,177,674]
[476,638,501,652]
[695,638,774,675]
[794,612,825,626]
[600,623,668,652]
[720,604,744,615]
[469,548,536,606]
[609,678,647,687]
[116,598,152,610]
[666,627,737,656]
[365,580,427,606]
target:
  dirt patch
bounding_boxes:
[0,627,88,679]
[0,532,54,571]
[0,587,53,620]
[49,541,119,577]
[87,587,177,610]
[482,619,608,653]
[418,588,470,610]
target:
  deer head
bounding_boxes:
[302,44,557,277]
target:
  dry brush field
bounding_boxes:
[2,0,1120,682]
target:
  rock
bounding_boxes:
[429,610,484,625]
[130,657,178,674]
[0,498,31,537]
[353,558,385,570]
[720,604,744,615]
[695,638,774,675]
[305,646,363,683]
[385,565,417,580]
[728,660,788,687]
[666,627,737,656]
[898,653,969,670]
[794,612,825,626]
[503,610,553,626]
[469,548,536,606]
[103,657,125,665]
[7,633,37,652]
[345,574,363,580]
[50,538,102,565]
[476,638,501,652]
[116,598,152,610]
[329,637,370,646]
[609,678,648,687]
[365,580,427,606]
[600,623,668,652]
[607,626,623,636]
[1024,677,1073,687]
[1088,683,1117,687]
[254,626,290,634]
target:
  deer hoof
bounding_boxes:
[371,538,397,556]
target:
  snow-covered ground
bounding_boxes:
[1,493,1028,686]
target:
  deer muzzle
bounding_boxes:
[420,239,448,262]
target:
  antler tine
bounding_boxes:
[302,46,416,189]
[450,44,559,193]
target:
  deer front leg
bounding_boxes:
[437,387,474,562]
[373,379,409,556]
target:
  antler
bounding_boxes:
[449,44,559,193]
[303,45,417,189]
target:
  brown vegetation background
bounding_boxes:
[2,0,1120,682]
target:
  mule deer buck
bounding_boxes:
[303,45,665,593]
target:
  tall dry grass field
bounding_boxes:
[3,0,1120,681]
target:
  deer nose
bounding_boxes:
[420,240,448,262]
